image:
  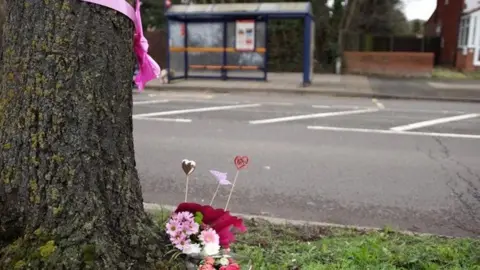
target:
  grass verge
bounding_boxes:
[150,210,480,269]
[432,68,480,80]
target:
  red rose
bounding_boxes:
[175,203,247,248]
[225,264,240,270]
[218,261,240,270]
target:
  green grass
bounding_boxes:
[150,210,480,269]
[432,68,480,80]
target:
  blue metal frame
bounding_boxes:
[166,21,172,83]
[222,21,228,81]
[170,75,186,80]
[165,4,313,86]
[167,13,310,20]
[184,22,189,80]
[189,75,265,81]
[302,15,312,86]
[264,16,269,81]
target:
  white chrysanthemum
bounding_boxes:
[183,243,201,255]
[219,256,229,266]
[202,243,220,256]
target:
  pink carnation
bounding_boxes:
[199,264,215,270]
[204,257,215,265]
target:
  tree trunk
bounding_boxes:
[0,0,5,51]
[0,1,164,269]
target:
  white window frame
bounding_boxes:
[458,16,471,48]
[473,14,480,66]
[471,16,477,47]
[445,0,449,5]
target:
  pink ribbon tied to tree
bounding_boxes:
[80,0,161,90]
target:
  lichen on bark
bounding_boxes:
[0,0,167,269]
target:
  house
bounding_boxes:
[424,0,480,71]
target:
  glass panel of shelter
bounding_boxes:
[225,20,266,79]
[186,22,225,78]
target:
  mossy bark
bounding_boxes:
[0,0,4,51]
[0,0,165,269]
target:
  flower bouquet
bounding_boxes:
[166,157,250,269]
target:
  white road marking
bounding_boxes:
[167,98,240,105]
[312,105,373,110]
[150,92,214,99]
[133,99,169,105]
[249,108,378,125]
[390,113,479,132]
[132,103,261,118]
[372,98,385,109]
[312,105,467,114]
[307,126,480,139]
[263,102,294,106]
[133,116,192,123]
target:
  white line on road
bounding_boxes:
[372,98,385,109]
[249,108,378,125]
[167,98,240,105]
[307,125,480,139]
[262,102,294,106]
[312,105,467,114]
[132,103,261,118]
[133,116,192,123]
[312,105,369,109]
[133,99,169,105]
[390,113,479,132]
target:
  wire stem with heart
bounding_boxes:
[185,175,190,202]
[210,182,220,206]
[224,170,240,210]
[181,159,196,202]
[224,155,249,211]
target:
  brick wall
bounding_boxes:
[424,0,464,65]
[144,30,168,69]
[343,52,434,77]
[455,48,478,71]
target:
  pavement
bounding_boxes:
[146,73,480,102]
[133,90,480,237]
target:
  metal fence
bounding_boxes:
[343,32,440,52]
[342,32,441,65]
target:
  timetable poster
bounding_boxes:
[235,20,255,51]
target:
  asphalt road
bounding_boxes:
[132,90,480,237]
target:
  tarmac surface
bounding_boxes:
[146,72,480,102]
[133,90,480,237]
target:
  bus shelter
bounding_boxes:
[165,2,314,86]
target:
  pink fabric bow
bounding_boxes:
[80,0,161,91]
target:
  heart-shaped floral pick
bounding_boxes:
[234,156,249,170]
[225,155,250,210]
[181,159,196,175]
[181,159,196,202]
